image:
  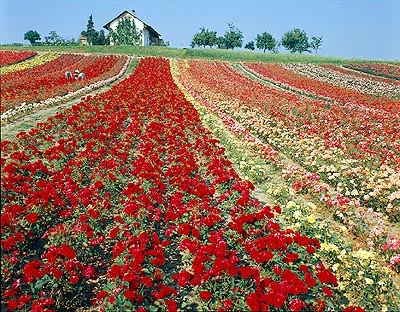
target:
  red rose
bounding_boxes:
[165,299,178,311]
[199,290,211,301]
[26,213,38,224]
[290,299,306,311]
[60,244,76,259]
[344,306,366,312]
[322,286,333,297]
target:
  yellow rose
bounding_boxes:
[307,214,316,224]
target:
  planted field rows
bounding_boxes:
[1,53,129,124]
[0,50,37,67]
[1,52,399,312]
[343,63,400,81]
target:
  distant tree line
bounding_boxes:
[23,15,170,47]
[80,15,108,45]
[23,15,107,46]
[24,30,77,46]
[191,25,323,54]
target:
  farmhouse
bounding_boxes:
[103,10,163,46]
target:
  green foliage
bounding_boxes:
[256,31,279,53]
[281,28,311,53]
[3,45,390,65]
[244,41,255,51]
[81,16,106,46]
[216,36,226,49]
[110,17,143,46]
[310,36,323,54]
[97,30,106,46]
[86,15,98,45]
[222,23,243,50]
[44,31,62,45]
[191,27,217,48]
[24,30,41,45]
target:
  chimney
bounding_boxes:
[132,10,135,15]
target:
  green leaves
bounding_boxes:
[111,17,143,46]
[281,28,311,53]
[256,32,279,53]
[191,27,217,48]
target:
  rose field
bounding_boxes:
[1,49,399,312]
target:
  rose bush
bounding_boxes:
[1,57,361,311]
[1,53,128,114]
[0,50,37,67]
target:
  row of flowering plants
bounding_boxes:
[281,63,400,100]
[243,62,400,106]
[343,62,400,80]
[1,53,128,114]
[168,67,399,311]
[0,52,61,75]
[0,50,37,67]
[320,64,400,86]
[182,60,399,219]
[172,59,399,269]
[1,57,359,311]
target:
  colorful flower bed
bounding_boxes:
[343,63,400,80]
[243,62,400,107]
[182,60,399,214]
[2,57,363,311]
[321,64,400,86]
[171,59,400,311]
[1,55,131,125]
[173,59,399,267]
[1,54,128,114]
[0,52,61,75]
[0,50,37,66]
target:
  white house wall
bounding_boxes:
[143,29,150,46]
[109,12,151,46]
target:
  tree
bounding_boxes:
[96,30,106,45]
[281,28,310,53]
[45,31,62,45]
[191,27,217,48]
[24,30,41,45]
[85,15,99,45]
[256,32,278,53]
[244,41,255,51]
[223,23,243,49]
[216,36,226,49]
[109,17,142,45]
[310,36,323,54]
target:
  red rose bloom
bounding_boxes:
[199,290,211,301]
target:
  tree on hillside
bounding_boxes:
[244,41,255,51]
[223,23,243,49]
[84,15,99,45]
[191,27,217,48]
[256,31,279,53]
[216,36,226,49]
[310,36,323,54]
[96,30,106,45]
[109,17,142,45]
[24,30,41,45]
[281,28,310,53]
[45,31,63,45]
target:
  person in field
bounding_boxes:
[77,72,85,80]
[65,71,72,80]
[65,69,85,81]
[73,69,80,80]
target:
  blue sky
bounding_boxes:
[0,0,399,60]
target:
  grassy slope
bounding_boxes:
[2,44,399,64]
